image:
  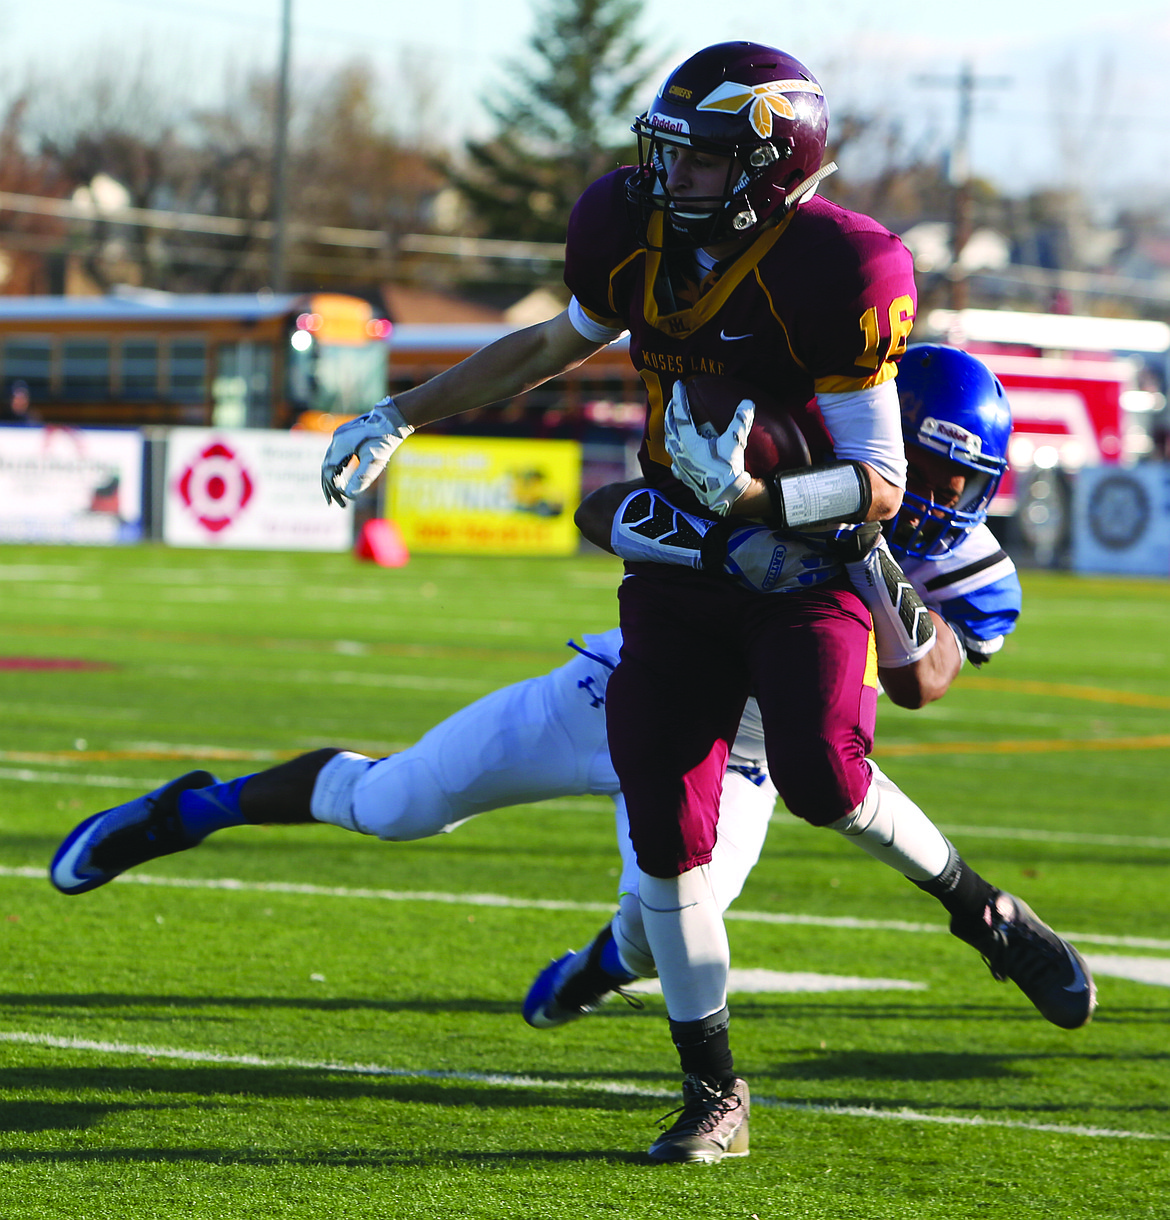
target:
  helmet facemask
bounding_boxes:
[892,471,999,560]
[891,435,1006,559]
[631,120,796,250]
[890,344,1013,561]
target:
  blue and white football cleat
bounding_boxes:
[50,770,219,895]
[523,924,641,1028]
[953,891,1097,1029]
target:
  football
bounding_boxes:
[683,374,811,476]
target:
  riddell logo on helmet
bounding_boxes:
[697,78,823,139]
[921,416,982,457]
[648,112,689,135]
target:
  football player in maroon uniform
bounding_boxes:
[48,42,1096,1165]
[319,41,1090,1162]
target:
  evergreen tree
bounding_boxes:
[449,0,656,243]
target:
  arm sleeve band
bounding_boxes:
[568,297,627,343]
[817,380,907,488]
[764,460,872,529]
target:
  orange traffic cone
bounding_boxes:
[355,518,410,567]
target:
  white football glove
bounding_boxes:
[663,380,754,516]
[723,524,840,593]
[321,397,414,507]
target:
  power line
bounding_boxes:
[0,190,386,248]
[0,189,565,263]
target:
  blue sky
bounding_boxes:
[2,0,1169,205]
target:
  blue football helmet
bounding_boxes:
[890,344,1012,559]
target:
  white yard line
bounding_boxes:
[4,864,1170,953]
[625,968,927,994]
[1083,954,1170,987]
[938,823,1170,851]
[0,1030,1162,1142]
[0,768,161,789]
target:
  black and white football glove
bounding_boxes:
[838,523,936,667]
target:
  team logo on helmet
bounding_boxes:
[696,79,824,139]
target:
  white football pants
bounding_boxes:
[309,630,778,973]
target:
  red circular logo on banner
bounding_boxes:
[177,441,254,533]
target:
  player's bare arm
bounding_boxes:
[323,311,606,504]
[393,311,606,428]
[878,609,963,709]
[730,463,902,523]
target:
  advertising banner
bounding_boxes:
[163,427,352,551]
[387,436,582,555]
[1072,464,1170,577]
[0,425,143,543]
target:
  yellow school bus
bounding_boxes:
[0,290,391,428]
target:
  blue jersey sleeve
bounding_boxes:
[933,571,1022,651]
[902,527,1022,665]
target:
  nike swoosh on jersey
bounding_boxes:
[719,329,752,341]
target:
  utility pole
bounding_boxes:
[918,62,1010,310]
[950,61,975,310]
[270,0,293,292]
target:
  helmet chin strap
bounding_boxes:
[783,161,838,208]
[658,160,842,247]
[729,160,839,232]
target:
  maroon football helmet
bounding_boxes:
[628,41,831,248]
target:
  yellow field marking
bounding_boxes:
[6,729,1170,767]
[958,674,1170,710]
[877,734,1170,758]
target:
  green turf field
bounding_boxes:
[0,543,1167,1218]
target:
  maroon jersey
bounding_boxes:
[564,170,916,506]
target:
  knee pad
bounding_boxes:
[312,751,466,841]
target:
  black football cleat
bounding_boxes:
[523,923,641,1028]
[952,891,1097,1029]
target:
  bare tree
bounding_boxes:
[0,97,69,293]
[2,46,446,293]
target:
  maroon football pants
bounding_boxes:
[606,569,878,878]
